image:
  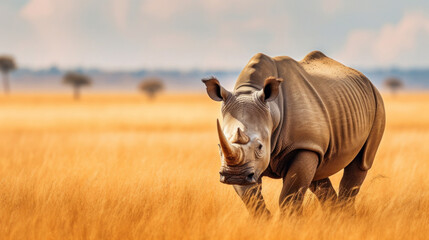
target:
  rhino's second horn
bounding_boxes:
[231,128,250,144]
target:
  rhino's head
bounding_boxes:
[203,76,283,185]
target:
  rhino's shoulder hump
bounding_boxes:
[299,51,368,81]
[300,50,342,67]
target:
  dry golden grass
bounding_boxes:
[0,92,428,239]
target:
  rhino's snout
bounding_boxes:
[219,166,257,185]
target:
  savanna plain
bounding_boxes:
[0,92,428,239]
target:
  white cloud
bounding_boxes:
[336,11,429,67]
[321,0,343,15]
[110,0,130,30]
[18,0,136,68]
[139,0,268,21]
[373,12,429,63]
[19,0,84,67]
[20,0,79,20]
[335,30,376,66]
[20,0,53,19]
[140,0,187,21]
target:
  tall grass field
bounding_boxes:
[0,93,428,239]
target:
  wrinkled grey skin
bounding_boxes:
[203,51,385,216]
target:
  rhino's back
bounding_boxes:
[269,51,378,179]
[298,51,378,178]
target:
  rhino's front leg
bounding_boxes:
[233,183,271,217]
[279,150,319,213]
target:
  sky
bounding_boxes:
[0,0,429,70]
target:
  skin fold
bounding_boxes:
[203,51,385,216]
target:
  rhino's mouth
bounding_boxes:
[219,163,258,185]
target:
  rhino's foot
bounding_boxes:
[309,177,338,206]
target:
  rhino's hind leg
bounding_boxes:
[309,178,337,204]
[338,154,368,206]
[233,184,271,217]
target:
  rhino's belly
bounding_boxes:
[313,141,365,180]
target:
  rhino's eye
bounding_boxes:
[255,143,263,158]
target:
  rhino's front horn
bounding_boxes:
[217,119,242,165]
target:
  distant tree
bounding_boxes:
[0,56,17,94]
[63,72,91,100]
[384,77,404,95]
[139,77,164,99]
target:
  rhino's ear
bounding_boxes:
[258,77,283,102]
[202,77,231,102]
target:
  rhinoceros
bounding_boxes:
[202,51,385,216]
